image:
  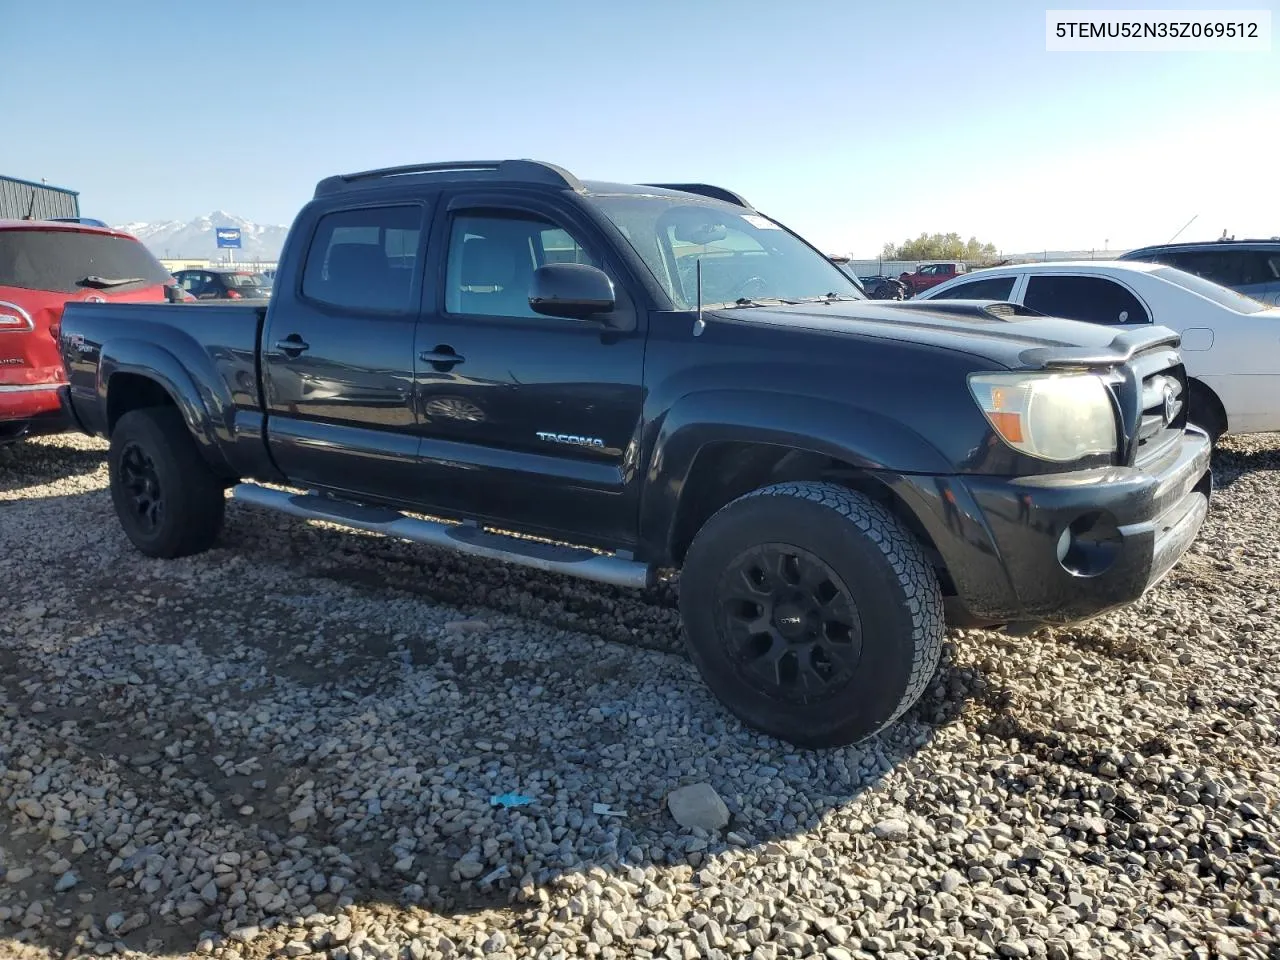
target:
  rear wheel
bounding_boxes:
[108,407,226,558]
[678,481,945,748]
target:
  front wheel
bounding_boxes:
[678,481,945,748]
[108,406,226,558]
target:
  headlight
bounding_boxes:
[968,372,1117,462]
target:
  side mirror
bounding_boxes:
[529,263,615,320]
[164,283,184,303]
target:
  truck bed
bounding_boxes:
[60,299,272,479]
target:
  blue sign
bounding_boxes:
[215,227,242,249]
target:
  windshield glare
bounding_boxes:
[591,194,865,308]
[1152,265,1269,314]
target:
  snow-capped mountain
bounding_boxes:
[113,211,290,261]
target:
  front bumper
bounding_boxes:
[887,428,1213,627]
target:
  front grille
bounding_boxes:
[1132,360,1187,465]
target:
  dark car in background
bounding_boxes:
[828,258,906,299]
[173,266,272,300]
[1118,239,1280,306]
[857,273,908,300]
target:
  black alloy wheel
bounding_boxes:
[717,543,863,704]
[108,406,227,558]
[118,440,166,535]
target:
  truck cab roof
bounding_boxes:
[312,159,756,209]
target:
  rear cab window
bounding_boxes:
[0,228,171,294]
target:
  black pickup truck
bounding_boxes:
[57,160,1213,748]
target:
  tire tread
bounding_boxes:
[109,406,225,558]
[701,480,945,740]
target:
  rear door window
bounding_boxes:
[1023,275,1150,325]
[1238,251,1280,285]
[0,229,171,294]
[301,205,425,312]
[930,275,1015,300]
[1165,251,1240,286]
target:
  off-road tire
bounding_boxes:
[108,406,226,558]
[679,481,945,748]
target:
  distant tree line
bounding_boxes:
[881,233,999,261]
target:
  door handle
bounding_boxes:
[274,335,310,356]
[419,349,465,366]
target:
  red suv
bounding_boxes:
[0,220,176,445]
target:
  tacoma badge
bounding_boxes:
[536,431,605,448]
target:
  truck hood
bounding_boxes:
[707,299,1180,370]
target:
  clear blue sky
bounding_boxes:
[5,0,1277,255]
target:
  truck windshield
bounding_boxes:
[590,194,865,309]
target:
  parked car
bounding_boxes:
[58,159,1211,747]
[173,266,272,300]
[0,218,175,445]
[915,260,1280,440]
[1117,238,1280,306]
[826,259,906,300]
[899,261,967,297]
[861,275,908,300]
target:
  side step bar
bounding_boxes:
[229,483,655,589]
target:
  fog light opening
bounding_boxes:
[1056,510,1122,577]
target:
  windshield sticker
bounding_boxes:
[742,214,781,230]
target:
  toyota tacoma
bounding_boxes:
[57,160,1213,747]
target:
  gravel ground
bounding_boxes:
[2,432,1279,960]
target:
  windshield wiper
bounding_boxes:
[78,275,145,288]
[729,296,802,307]
[794,292,860,304]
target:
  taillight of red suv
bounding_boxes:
[0,301,35,332]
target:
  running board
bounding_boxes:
[229,483,654,589]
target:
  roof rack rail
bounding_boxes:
[643,183,753,209]
[314,160,585,197]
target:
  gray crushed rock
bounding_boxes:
[1,432,1278,959]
